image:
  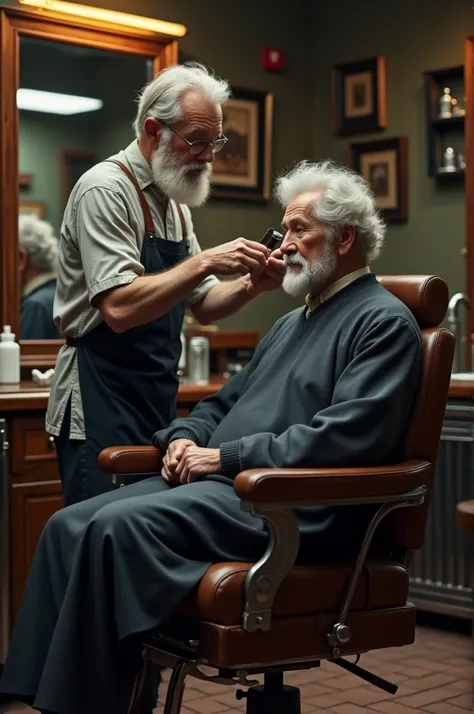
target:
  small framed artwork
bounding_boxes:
[19,200,45,219]
[349,137,408,223]
[19,173,32,189]
[332,56,387,135]
[211,87,274,201]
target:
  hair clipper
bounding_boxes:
[260,227,283,252]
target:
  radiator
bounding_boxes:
[409,402,474,618]
[0,419,9,663]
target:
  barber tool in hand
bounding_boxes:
[260,227,283,252]
[201,237,270,276]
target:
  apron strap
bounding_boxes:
[105,159,156,236]
[174,202,188,242]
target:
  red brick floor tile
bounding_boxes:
[423,703,473,714]
[445,693,474,710]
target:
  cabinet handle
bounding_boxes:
[48,436,56,451]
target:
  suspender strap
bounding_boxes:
[105,159,155,235]
[106,159,189,242]
[175,202,188,242]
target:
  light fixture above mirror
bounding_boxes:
[16,0,187,37]
[17,88,104,115]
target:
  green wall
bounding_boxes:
[310,0,473,299]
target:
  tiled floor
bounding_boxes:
[160,625,473,714]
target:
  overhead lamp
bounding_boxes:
[17,88,103,115]
[16,0,187,37]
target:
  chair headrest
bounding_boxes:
[377,275,449,327]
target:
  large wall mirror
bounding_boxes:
[0,4,181,368]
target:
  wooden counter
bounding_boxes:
[0,377,227,412]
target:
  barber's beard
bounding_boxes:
[282,239,338,298]
[151,135,212,207]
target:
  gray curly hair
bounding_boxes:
[133,62,231,139]
[274,159,386,263]
[19,214,59,272]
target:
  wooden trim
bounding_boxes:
[0,9,20,338]
[376,56,387,130]
[465,37,474,344]
[0,4,179,365]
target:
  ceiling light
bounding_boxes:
[17,88,103,115]
[16,0,187,37]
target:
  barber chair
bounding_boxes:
[99,275,455,714]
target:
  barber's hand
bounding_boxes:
[202,238,269,277]
[174,446,222,484]
[245,248,286,297]
[161,438,195,483]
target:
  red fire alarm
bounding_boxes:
[261,47,285,72]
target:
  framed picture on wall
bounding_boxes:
[19,200,45,219]
[332,56,387,135]
[349,137,408,223]
[211,87,273,202]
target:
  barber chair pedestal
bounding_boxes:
[236,674,300,714]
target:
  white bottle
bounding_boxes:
[0,325,20,384]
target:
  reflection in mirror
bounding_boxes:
[18,36,153,339]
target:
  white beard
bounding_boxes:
[282,239,338,298]
[151,135,212,207]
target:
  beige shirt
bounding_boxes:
[305,266,371,316]
[46,140,219,440]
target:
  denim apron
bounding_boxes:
[65,159,189,502]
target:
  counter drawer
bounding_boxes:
[11,417,59,478]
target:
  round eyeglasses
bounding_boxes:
[160,120,228,155]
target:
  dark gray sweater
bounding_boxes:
[154,274,422,480]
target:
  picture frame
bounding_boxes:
[19,200,45,219]
[19,173,32,189]
[349,137,408,223]
[332,56,387,136]
[211,87,273,202]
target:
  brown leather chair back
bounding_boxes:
[377,275,455,550]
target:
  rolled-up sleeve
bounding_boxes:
[75,186,144,304]
[180,205,219,305]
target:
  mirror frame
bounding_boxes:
[465,36,474,349]
[0,4,180,369]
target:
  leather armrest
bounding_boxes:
[233,459,431,503]
[98,446,163,474]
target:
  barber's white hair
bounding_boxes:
[133,62,231,139]
[18,214,59,272]
[274,159,386,263]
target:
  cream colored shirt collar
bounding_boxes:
[22,271,57,298]
[305,266,371,316]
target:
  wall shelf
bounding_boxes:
[423,64,465,180]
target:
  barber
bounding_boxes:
[46,61,285,508]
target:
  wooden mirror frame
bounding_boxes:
[0,4,181,369]
[465,37,474,347]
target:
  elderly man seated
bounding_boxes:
[0,160,422,714]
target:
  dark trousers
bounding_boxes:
[54,406,162,713]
